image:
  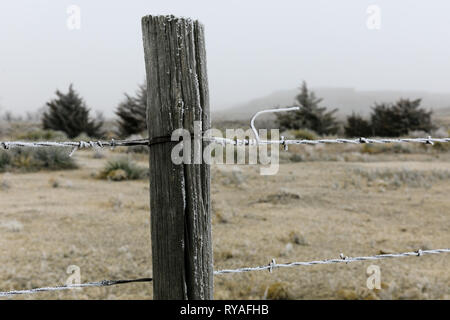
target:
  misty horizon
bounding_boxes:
[2,0,450,117]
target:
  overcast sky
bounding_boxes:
[1,0,450,117]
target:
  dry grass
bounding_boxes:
[0,148,449,300]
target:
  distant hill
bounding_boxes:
[213,87,450,121]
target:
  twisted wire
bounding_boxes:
[1,136,448,153]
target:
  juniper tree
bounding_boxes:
[344,113,373,137]
[115,83,147,137]
[42,84,103,138]
[371,99,434,137]
[276,81,339,135]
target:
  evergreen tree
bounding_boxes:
[115,83,147,137]
[276,81,339,135]
[344,113,373,137]
[371,99,434,137]
[42,84,103,138]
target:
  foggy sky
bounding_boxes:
[1,0,450,117]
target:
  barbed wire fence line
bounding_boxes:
[0,138,150,156]
[1,136,449,155]
[213,248,450,275]
[0,248,448,297]
[1,105,449,153]
[1,106,449,298]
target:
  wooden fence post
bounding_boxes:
[141,15,213,300]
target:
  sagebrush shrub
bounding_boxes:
[289,128,317,140]
[98,157,147,181]
[17,129,68,141]
[0,148,77,172]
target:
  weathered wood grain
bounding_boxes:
[142,15,213,300]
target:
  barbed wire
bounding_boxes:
[0,138,149,156]
[1,106,449,154]
[213,248,450,275]
[0,277,152,297]
[246,106,450,149]
[1,136,448,156]
[211,136,450,147]
[2,248,448,297]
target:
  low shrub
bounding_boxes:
[432,142,450,152]
[72,133,93,142]
[0,148,77,172]
[0,152,11,171]
[98,157,147,181]
[16,129,67,141]
[264,282,292,300]
[32,148,78,170]
[352,167,450,189]
[361,144,413,155]
[289,129,317,140]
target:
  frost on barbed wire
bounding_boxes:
[1,135,449,152]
